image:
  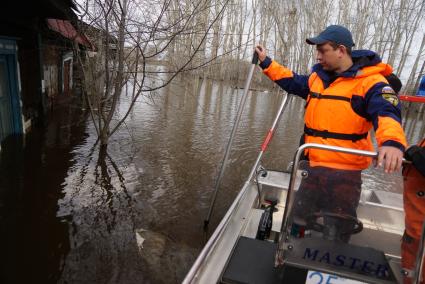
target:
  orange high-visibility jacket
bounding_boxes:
[403,139,425,240]
[260,50,407,170]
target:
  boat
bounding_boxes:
[182,97,425,284]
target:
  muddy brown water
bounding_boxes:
[0,76,423,283]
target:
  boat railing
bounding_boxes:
[183,93,290,284]
[276,143,382,261]
[182,179,252,284]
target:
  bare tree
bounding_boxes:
[405,33,425,92]
[73,0,425,149]
[75,0,230,149]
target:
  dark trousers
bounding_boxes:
[291,165,362,242]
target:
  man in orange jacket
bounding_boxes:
[255,25,407,242]
[402,138,425,283]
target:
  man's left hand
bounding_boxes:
[376,146,403,173]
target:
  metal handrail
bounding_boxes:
[183,91,290,284]
[275,143,408,266]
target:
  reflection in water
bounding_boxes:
[0,100,87,284]
[53,76,306,283]
[57,132,145,283]
[0,76,423,283]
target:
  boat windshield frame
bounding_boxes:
[277,143,379,254]
[275,143,425,282]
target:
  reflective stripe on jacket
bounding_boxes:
[260,50,407,170]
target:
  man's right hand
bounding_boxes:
[376,146,404,174]
[255,45,267,62]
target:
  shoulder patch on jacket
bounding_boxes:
[381,86,399,106]
[382,86,395,95]
[382,93,399,106]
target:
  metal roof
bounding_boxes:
[47,19,94,49]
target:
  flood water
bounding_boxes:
[0,75,423,284]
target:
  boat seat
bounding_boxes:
[360,189,403,210]
[256,170,290,190]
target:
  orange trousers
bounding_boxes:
[402,232,424,284]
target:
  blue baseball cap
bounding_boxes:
[306,25,355,47]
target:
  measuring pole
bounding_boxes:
[203,52,259,231]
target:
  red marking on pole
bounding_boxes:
[261,129,274,151]
[399,95,425,103]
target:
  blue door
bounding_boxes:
[0,39,22,144]
[0,55,13,142]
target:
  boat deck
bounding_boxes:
[221,236,400,284]
[186,170,405,283]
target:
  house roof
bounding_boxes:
[47,19,94,49]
